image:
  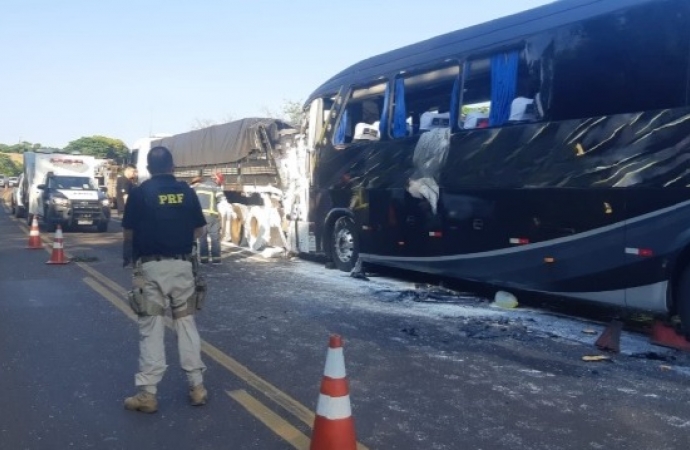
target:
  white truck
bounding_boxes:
[24,151,111,232]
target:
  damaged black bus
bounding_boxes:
[292,0,690,335]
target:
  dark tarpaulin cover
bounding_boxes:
[150,118,294,168]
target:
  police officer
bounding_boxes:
[121,146,208,413]
[193,172,228,263]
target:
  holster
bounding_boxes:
[194,274,207,310]
[128,264,164,317]
[191,246,207,311]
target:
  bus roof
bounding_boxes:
[305,0,654,105]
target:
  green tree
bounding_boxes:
[0,154,21,176]
[280,99,304,126]
[63,136,129,164]
[0,141,39,154]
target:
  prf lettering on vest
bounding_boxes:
[158,193,185,205]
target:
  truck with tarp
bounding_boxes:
[130,118,299,251]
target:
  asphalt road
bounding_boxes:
[1,193,690,450]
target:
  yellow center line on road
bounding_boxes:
[82,272,313,449]
[227,390,311,450]
[5,208,369,450]
[79,265,321,428]
[83,277,137,321]
[75,262,368,450]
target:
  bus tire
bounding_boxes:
[677,266,690,339]
[331,216,359,272]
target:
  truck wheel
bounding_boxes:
[331,216,359,272]
[677,266,690,339]
[97,221,108,232]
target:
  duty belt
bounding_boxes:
[139,254,193,264]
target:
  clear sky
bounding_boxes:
[0,0,553,149]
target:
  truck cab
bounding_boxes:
[36,172,110,232]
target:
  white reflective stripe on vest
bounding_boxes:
[315,393,352,420]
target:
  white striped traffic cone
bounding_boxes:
[26,216,42,249]
[46,225,69,265]
[310,335,357,450]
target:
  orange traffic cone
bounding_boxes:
[27,216,42,249]
[46,225,69,265]
[310,335,357,450]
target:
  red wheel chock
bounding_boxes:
[650,321,690,352]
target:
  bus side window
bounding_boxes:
[333,82,386,146]
[392,65,460,139]
[461,50,539,129]
[545,1,690,120]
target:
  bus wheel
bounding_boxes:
[678,266,690,339]
[331,216,358,272]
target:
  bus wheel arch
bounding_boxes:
[325,211,359,272]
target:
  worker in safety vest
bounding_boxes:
[193,172,228,263]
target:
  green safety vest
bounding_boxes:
[194,181,224,216]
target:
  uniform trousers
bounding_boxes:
[199,214,221,259]
[135,259,206,394]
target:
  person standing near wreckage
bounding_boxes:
[116,165,137,216]
[121,146,208,413]
[193,172,228,263]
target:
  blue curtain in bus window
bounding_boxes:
[489,51,519,127]
[379,83,391,138]
[334,109,348,144]
[449,76,460,128]
[392,78,407,138]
